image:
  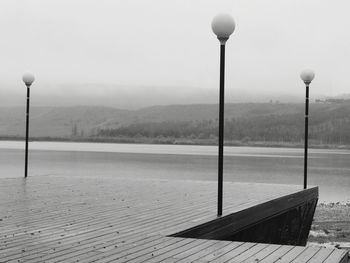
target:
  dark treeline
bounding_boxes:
[97,105,350,145]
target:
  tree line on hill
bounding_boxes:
[97,108,350,146]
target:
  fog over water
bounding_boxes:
[1,0,350,108]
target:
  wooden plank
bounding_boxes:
[171,239,220,260]
[274,246,307,262]
[258,245,295,262]
[290,246,321,262]
[323,249,349,263]
[209,243,257,263]
[193,242,243,262]
[135,239,209,263]
[241,244,281,262]
[226,243,269,262]
[123,238,194,263]
[72,236,180,263]
[88,236,179,263]
[174,240,232,263]
[307,247,336,263]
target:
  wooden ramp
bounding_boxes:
[0,176,347,263]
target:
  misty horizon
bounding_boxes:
[2,83,348,109]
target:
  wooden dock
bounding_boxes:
[0,175,348,263]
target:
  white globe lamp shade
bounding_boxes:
[300,69,315,84]
[22,72,35,86]
[211,13,236,40]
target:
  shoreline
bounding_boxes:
[1,136,350,149]
[310,202,350,250]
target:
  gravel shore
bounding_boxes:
[308,202,350,251]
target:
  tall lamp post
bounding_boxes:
[300,69,315,189]
[211,14,236,216]
[22,72,35,178]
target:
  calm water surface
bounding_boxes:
[0,141,349,202]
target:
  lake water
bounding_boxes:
[1,141,349,202]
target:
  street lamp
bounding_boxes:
[300,69,315,189]
[22,72,35,178]
[212,14,236,216]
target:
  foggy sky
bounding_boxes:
[0,0,349,108]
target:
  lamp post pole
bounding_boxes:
[304,83,309,189]
[300,69,315,189]
[218,41,225,217]
[25,83,30,178]
[212,14,235,216]
[22,72,35,178]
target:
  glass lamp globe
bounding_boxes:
[211,13,236,41]
[300,69,315,84]
[22,72,35,86]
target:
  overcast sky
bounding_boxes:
[0,0,349,108]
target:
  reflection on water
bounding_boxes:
[0,141,349,202]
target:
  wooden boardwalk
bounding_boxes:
[0,176,348,263]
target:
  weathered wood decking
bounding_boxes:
[0,176,348,263]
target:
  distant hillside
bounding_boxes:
[0,103,302,137]
[133,103,304,122]
[1,102,350,146]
